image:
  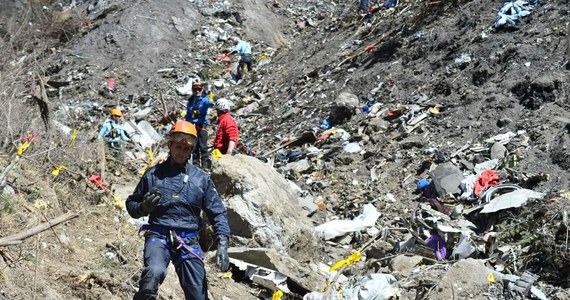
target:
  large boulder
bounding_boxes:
[328,92,359,126]
[210,155,318,260]
[427,259,503,300]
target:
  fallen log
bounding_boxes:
[0,155,20,187]
[262,131,316,157]
[0,211,80,246]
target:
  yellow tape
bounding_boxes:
[272,290,283,300]
[17,140,30,156]
[146,149,154,162]
[329,251,361,272]
[181,110,186,118]
[257,55,270,63]
[69,128,78,147]
[209,91,215,101]
[51,165,68,176]
[218,272,232,279]
[139,149,155,175]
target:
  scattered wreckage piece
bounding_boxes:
[227,247,326,295]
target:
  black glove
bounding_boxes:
[141,189,162,214]
[216,236,230,272]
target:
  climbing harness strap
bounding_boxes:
[139,224,203,265]
[139,224,197,238]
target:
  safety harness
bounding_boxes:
[140,224,204,265]
[105,120,120,148]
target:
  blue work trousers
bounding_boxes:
[359,0,369,11]
[133,234,207,300]
[192,125,211,169]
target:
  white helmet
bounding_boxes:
[215,98,232,112]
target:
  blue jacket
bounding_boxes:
[230,40,252,55]
[126,159,230,239]
[97,119,129,143]
[185,94,213,126]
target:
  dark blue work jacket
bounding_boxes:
[126,158,230,239]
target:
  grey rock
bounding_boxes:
[429,162,463,197]
[427,259,503,300]
[490,142,508,160]
[283,159,312,175]
[336,92,360,108]
[210,155,318,260]
[391,255,424,275]
[365,240,394,259]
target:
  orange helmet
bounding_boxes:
[192,81,203,90]
[169,120,197,145]
[110,108,123,117]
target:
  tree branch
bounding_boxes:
[0,211,80,246]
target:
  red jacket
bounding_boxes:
[214,112,239,154]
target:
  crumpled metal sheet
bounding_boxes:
[481,189,546,213]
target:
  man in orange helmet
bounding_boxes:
[97,108,130,159]
[126,120,230,300]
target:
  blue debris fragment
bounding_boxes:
[384,0,398,8]
[320,118,332,129]
[494,0,541,28]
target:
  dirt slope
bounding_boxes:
[0,0,569,299]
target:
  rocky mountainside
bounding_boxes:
[0,0,569,299]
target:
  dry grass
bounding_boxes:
[0,1,98,183]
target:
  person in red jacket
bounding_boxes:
[213,98,239,154]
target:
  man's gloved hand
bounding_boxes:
[216,236,230,272]
[141,189,162,214]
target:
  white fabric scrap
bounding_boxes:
[315,204,381,240]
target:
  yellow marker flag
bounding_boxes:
[146,149,154,162]
[181,110,186,118]
[17,140,31,156]
[218,272,232,279]
[69,128,78,147]
[487,273,496,284]
[209,91,215,101]
[112,194,124,210]
[329,251,361,272]
[212,149,223,159]
[272,290,283,300]
[52,165,68,176]
[139,149,155,175]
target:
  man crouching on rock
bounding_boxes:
[126,120,230,300]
